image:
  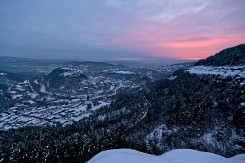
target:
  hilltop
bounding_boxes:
[195,44,245,66]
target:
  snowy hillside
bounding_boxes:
[88,149,245,163]
[187,65,245,78]
[195,44,245,66]
[59,67,84,77]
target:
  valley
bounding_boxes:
[0,44,244,163]
[0,58,190,130]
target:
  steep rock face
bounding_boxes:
[195,44,245,66]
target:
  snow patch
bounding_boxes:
[113,71,135,75]
[12,94,23,99]
[40,83,49,94]
[91,102,110,111]
[202,133,214,145]
[60,67,83,77]
[187,66,245,78]
[23,80,28,84]
[169,76,177,80]
[0,73,7,76]
[240,102,245,106]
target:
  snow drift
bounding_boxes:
[87,149,245,163]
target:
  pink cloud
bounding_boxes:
[106,1,245,60]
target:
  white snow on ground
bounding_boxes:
[187,66,245,78]
[15,84,22,88]
[63,72,77,77]
[109,85,115,91]
[34,79,50,94]
[28,93,39,99]
[27,100,35,104]
[60,67,83,77]
[87,148,245,163]
[23,80,28,84]
[11,94,23,99]
[0,100,110,131]
[201,133,215,145]
[240,102,245,106]
[40,83,49,94]
[27,80,39,98]
[34,80,38,84]
[91,102,110,111]
[61,67,73,71]
[0,73,7,76]
[113,71,135,75]
[169,76,177,80]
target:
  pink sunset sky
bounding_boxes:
[0,0,244,61]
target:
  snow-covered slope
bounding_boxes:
[87,149,245,163]
[187,65,245,78]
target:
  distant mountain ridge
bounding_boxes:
[195,44,245,66]
[69,61,116,67]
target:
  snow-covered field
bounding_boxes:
[87,149,245,163]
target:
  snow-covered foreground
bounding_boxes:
[87,149,245,163]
